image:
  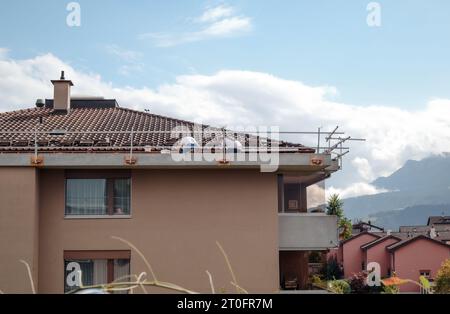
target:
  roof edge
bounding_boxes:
[360,235,402,251]
[387,234,450,252]
[340,231,382,246]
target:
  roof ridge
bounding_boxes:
[115,106,202,127]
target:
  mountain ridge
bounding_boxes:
[343,154,450,222]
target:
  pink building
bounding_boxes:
[361,235,401,277]
[341,232,381,278]
[387,235,450,292]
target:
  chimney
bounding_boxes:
[51,71,74,113]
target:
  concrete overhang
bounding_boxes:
[0,152,338,172]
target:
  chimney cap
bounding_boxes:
[51,70,74,86]
[35,99,45,108]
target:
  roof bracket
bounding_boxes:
[30,155,44,166]
[124,156,137,165]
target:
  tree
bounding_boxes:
[326,194,344,219]
[326,194,352,240]
[321,256,343,280]
[339,217,353,240]
[434,259,450,294]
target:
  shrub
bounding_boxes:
[434,259,450,294]
[309,251,322,263]
[321,256,343,280]
[328,279,351,294]
[381,284,399,294]
[311,275,327,290]
[348,271,369,294]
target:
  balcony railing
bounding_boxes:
[279,213,338,250]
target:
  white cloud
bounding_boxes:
[326,183,388,199]
[139,5,252,47]
[1,51,450,195]
[351,157,375,181]
[196,4,234,23]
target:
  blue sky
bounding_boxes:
[1,0,450,109]
[1,1,450,196]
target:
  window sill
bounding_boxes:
[64,215,132,220]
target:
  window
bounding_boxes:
[64,250,130,293]
[66,179,108,215]
[113,178,131,215]
[277,174,326,213]
[420,270,431,279]
[65,171,131,216]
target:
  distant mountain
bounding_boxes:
[368,204,450,231]
[343,154,450,220]
[373,153,450,191]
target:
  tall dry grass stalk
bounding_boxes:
[206,270,215,294]
[215,241,247,294]
[11,236,248,294]
[19,260,36,294]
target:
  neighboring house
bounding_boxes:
[352,221,384,235]
[0,72,340,293]
[338,217,450,293]
[427,216,450,226]
[387,235,450,292]
[361,235,401,277]
[340,232,381,278]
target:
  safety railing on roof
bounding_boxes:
[0,126,364,166]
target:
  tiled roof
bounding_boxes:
[360,235,402,250]
[399,225,450,233]
[427,216,450,226]
[340,231,382,245]
[0,99,314,153]
[387,235,450,252]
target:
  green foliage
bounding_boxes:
[326,194,352,240]
[381,285,399,294]
[328,279,351,294]
[339,217,353,240]
[308,251,322,263]
[434,259,450,294]
[311,275,327,290]
[321,256,343,280]
[326,194,344,219]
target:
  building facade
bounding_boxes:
[0,73,340,293]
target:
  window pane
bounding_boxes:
[64,258,130,293]
[114,259,131,294]
[284,183,300,212]
[113,179,130,215]
[66,179,107,215]
[64,259,94,292]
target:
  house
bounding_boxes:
[0,72,341,293]
[337,216,450,292]
[387,235,450,292]
[340,231,382,278]
[427,216,450,226]
[361,235,401,277]
[352,221,384,235]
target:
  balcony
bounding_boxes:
[278,213,338,250]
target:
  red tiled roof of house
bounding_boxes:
[360,234,402,251]
[340,231,383,245]
[0,99,314,153]
[386,234,450,252]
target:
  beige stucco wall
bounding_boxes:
[0,167,39,293]
[38,169,279,293]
